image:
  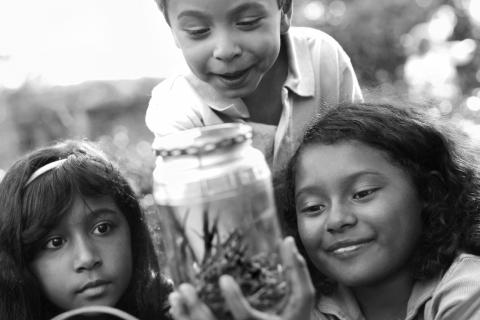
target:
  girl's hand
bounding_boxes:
[169,236,315,320]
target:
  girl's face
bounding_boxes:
[294,141,423,288]
[29,195,132,311]
[167,0,288,99]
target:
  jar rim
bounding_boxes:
[153,123,253,158]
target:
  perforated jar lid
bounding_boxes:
[153,123,253,158]
[152,123,271,205]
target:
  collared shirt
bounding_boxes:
[146,27,362,175]
[312,253,480,320]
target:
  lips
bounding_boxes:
[218,68,249,79]
[76,279,110,294]
[325,239,374,256]
[213,66,252,87]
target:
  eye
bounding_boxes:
[93,222,112,235]
[184,27,210,38]
[353,188,379,200]
[237,17,262,29]
[44,237,66,250]
[299,203,326,216]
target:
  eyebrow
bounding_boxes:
[176,2,268,21]
[228,2,268,17]
[176,10,209,21]
[295,171,384,199]
[85,208,121,219]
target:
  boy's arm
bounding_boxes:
[340,54,363,103]
[145,77,205,140]
[337,46,363,103]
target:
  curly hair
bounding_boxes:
[154,0,292,24]
[0,140,172,320]
[284,102,480,295]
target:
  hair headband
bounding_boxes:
[25,159,67,187]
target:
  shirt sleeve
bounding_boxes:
[336,44,363,103]
[427,254,480,319]
[145,76,205,145]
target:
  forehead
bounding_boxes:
[295,141,406,188]
[60,195,123,226]
[167,0,279,17]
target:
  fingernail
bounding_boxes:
[168,292,179,304]
[219,274,234,286]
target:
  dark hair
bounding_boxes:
[284,102,480,294]
[0,140,172,320]
[154,0,291,24]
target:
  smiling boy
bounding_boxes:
[146,0,362,175]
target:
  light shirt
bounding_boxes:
[312,253,480,320]
[146,27,363,175]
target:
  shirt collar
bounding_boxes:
[316,285,364,320]
[405,276,439,319]
[184,29,315,120]
[185,73,250,119]
[315,277,440,320]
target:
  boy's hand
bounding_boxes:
[169,237,315,320]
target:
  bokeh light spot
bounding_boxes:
[303,1,326,22]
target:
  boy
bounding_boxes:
[146,0,362,176]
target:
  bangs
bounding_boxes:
[21,155,122,260]
[21,166,75,258]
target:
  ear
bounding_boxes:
[280,0,292,34]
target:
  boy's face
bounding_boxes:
[167,0,289,99]
[29,196,132,311]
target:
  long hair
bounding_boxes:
[284,102,480,294]
[0,140,172,320]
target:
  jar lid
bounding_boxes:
[153,123,253,158]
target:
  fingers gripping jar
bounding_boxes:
[151,123,288,319]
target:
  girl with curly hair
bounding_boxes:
[284,102,480,319]
[0,140,173,320]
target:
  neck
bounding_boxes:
[243,45,288,125]
[352,271,414,320]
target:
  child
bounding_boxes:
[284,102,480,319]
[146,0,363,176]
[0,140,173,320]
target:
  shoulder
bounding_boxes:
[149,75,200,106]
[288,26,347,56]
[145,75,205,136]
[286,26,354,76]
[427,253,480,318]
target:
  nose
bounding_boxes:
[326,202,357,233]
[73,236,102,272]
[213,31,241,61]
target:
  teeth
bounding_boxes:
[333,244,362,254]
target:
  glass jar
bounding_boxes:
[150,123,287,319]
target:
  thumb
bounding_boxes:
[220,275,267,320]
[280,237,315,320]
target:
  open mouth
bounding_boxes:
[220,69,249,80]
[215,67,251,85]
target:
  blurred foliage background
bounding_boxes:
[0,0,479,199]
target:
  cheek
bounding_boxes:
[297,217,323,252]
[374,197,423,254]
[249,35,280,62]
[30,258,71,308]
[175,40,210,67]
